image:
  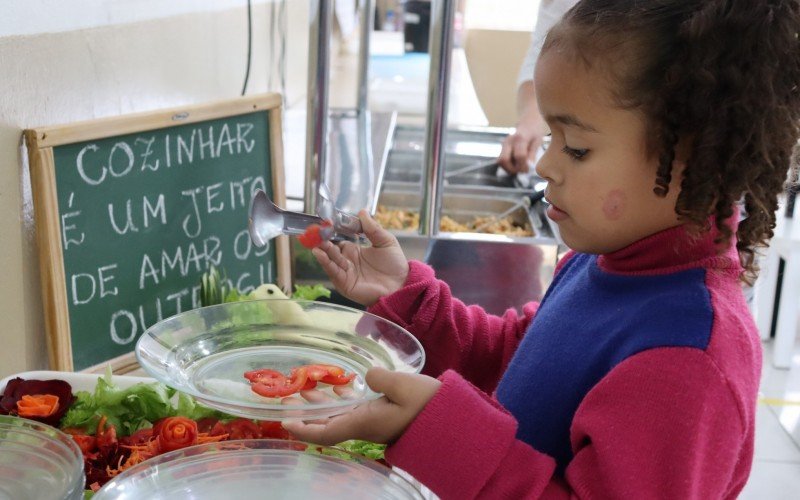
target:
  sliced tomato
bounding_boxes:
[251,367,308,398]
[244,369,285,384]
[302,378,318,390]
[196,418,227,437]
[224,418,261,440]
[294,364,345,381]
[70,434,97,455]
[126,428,155,445]
[258,421,294,440]
[319,372,356,385]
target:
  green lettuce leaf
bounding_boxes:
[61,367,176,435]
[174,392,230,422]
[291,284,331,301]
[334,439,386,461]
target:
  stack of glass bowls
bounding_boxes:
[0,415,84,500]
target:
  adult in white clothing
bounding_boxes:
[497,0,578,174]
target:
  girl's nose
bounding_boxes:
[535,148,563,185]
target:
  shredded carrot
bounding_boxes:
[106,432,230,478]
[96,415,108,435]
[106,447,152,478]
[122,437,160,458]
[197,432,229,444]
[16,394,60,418]
[106,454,127,478]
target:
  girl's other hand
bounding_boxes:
[312,210,409,306]
[282,367,441,445]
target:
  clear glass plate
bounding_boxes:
[0,415,85,500]
[136,299,425,420]
[94,439,424,500]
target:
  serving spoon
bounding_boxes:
[249,186,366,248]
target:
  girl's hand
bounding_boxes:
[282,367,441,445]
[313,210,409,306]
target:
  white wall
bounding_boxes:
[0,0,310,378]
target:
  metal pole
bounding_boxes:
[304,0,333,214]
[356,0,375,115]
[420,0,456,236]
[355,1,375,215]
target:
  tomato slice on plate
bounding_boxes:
[319,372,356,385]
[250,367,308,398]
[293,364,346,380]
[245,364,354,398]
[289,364,354,386]
[244,369,284,384]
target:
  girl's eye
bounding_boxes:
[561,145,589,161]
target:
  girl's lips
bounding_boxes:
[545,199,569,221]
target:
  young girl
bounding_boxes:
[285,1,800,497]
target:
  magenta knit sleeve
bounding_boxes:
[386,347,747,499]
[368,260,538,393]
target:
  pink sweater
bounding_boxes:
[368,224,761,499]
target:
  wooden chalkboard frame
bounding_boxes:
[25,94,291,371]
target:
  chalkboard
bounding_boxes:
[25,94,290,371]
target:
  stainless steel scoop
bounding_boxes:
[249,187,366,248]
[318,182,364,238]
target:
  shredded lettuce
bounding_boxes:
[200,266,331,307]
[291,284,331,301]
[334,439,387,461]
[59,367,229,436]
[60,367,175,435]
[174,392,230,422]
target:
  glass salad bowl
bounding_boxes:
[136,299,425,420]
[0,415,85,500]
[94,439,423,499]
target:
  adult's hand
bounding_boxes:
[498,80,549,174]
[498,120,545,174]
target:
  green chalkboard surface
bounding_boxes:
[26,95,290,371]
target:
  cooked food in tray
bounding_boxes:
[374,205,534,237]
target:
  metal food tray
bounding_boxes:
[377,186,550,244]
[384,150,516,188]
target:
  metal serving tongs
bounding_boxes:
[443,159,499,180]
[316,183,365,243]
[472,180,548,233]
[249,184,367,248]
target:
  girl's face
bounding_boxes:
[534,51,684,254]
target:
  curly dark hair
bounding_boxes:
[543,0,800,283]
